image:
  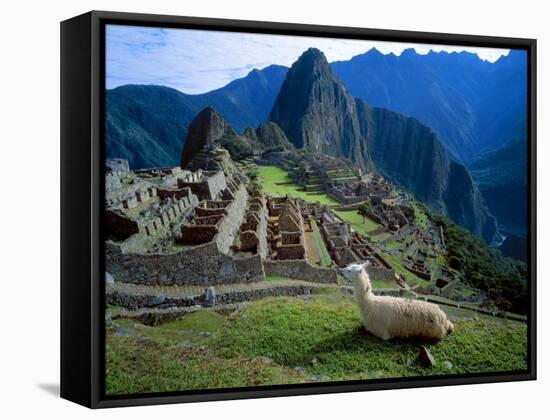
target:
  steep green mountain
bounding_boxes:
[198,65,288,132]
[269,48,373,170]
[469,137,528,238]
[361,105,498,242]
[180,107,240,168]
[106,85,201,169]
[106,65,287,168]
[331,48,527,163]
[243,122,295,151]
[181,107,293,166]
[270,48,498,243]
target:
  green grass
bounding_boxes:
[106,291,527,394]
[310,218,333,267]
[213,292,527,379]
[334,210,381,235]
[266,275,292,282]
[387,241,402,250]
[160,310,226,333]
[257,166,338,206]
[412,202,429,228]
[106,304,125,317]
[370,278,398,289]
[106,336,304,395]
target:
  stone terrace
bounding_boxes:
[106,279,339,310]
[267,197,306,260]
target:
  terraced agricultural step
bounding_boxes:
[106,279,339,310]
[304,185,325,192]
[107,302,246,325]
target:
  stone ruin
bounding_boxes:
[175,166,247,254]
[238,185,268,257]
[105,144,339,298]
[316,211,395,281]
[104,166,199,244]
[267,196,306,260]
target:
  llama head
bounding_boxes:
[340,261,370,281]
[341,261,372,294]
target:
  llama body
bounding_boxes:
[343,263,454,340]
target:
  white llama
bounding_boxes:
[341,262,454,340]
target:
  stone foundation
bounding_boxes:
[263,260,337,284]
[106,240,265,286]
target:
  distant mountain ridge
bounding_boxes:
[107,48,526,168]
[269,48,498,243]
[106,65,287,169]
[331,48,527,162]
[105,47,528,243]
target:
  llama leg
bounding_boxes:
[378,332,391,340]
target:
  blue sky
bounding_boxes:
[106,24,510,94]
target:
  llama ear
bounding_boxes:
[361,260,370,270]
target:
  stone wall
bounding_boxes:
[240,191,269,258]
[105,172,121,192]
[105,209,139,240]
[256,204,268,258]
[214,184,248,253]
[263,260,337,284]
[277,242,305,260]
[179,225,218,244]
[106,282,333,311]
[106,240,265,286]
[157,185,198,201]
[405,265,431,280]
[177,170,227,201]
[329,187,366,205]
[366,264,395,282]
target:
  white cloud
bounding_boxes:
[106,25,510,94]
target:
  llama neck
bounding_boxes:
[354,271,373,301]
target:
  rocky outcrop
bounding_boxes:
[181,107,294,167]
[243,121,294,151]
[180,107,239,168]
[270,48,373,170]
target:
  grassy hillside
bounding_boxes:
[106,290,527,395]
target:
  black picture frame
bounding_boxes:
[60,10,537,409]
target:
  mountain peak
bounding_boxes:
[180,106,236,168]
[269,47,372,168]
[401,47,418,57]
[197,106,219,118]
[292,48,331,73]
[301,47,325,58]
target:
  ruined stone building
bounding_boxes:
[104,146,338,291]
